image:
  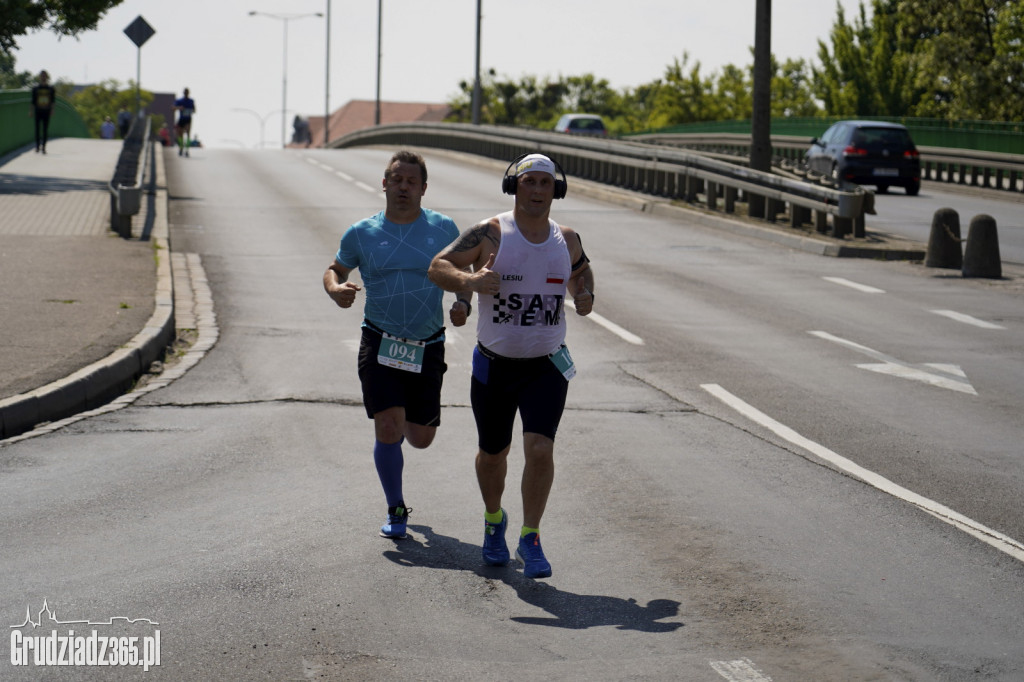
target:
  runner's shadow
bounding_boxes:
[383,524,684,633]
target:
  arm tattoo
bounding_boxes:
[451,224,498,253]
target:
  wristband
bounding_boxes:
[456,297,472,316]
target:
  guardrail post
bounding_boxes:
[962,214,1001,279]
[925,207,963,269]
[707,181,718,211]
[724,186,737,214]
[832,216,851,239]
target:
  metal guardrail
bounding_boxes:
[631,132,1024,194]
[108,115,150,238]
[329,123,871,239]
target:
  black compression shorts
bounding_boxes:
[470,343,569,455]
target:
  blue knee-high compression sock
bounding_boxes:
[373,438,405,507]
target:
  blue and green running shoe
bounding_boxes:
[379,505,411,538]
[482,509,510,566]
[516,532,552,579]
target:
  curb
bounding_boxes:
[0,144,175,440]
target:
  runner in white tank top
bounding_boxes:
[475,210,571,358]
[427,153,596,580]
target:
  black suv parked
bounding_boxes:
[805,121,921,195]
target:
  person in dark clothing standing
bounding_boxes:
[30,71,56,154]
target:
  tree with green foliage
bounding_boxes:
[447,0,1024,134]
[646,53,719,128]
[895,0,1024,120]
[70,79,154,138]
[0,0,125,54]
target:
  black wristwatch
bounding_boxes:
[457,297,472,316]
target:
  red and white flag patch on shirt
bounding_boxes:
[546,273,565,284]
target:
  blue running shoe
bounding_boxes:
[482,509,510,566]
[379,505,411,538]
[516,532,552,579]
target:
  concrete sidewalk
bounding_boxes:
[0,138,174,439]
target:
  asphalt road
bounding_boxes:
[868,181,1024,265]
[2,147,1022,681]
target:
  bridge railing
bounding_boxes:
[0,89,90,157]
[631,133,1024,194]
[330,123,872,239]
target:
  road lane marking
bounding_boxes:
[586,312,644,345]
[335,170,353,181]
[931,310,1006,329]
[809,331,977,395]
[701,384,1024,564]
[822,276,885,293]
[711,658,773,681]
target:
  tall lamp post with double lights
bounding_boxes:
[249,10,323,148]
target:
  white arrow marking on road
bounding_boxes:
[823,276,885,293]
[931,309,1007,330]
[810,331,977,395]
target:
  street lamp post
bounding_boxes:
[472,0,482,125]
[249,10,323,148]
[324,0,331,146]
[375,0,383,126]
[231,108,297,149]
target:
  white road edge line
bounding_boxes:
[354,181,378,194]
[931,309,1006,329]
[586,312,644,345]
[822,276,885,294]
[701,383,1024,564]
[710,658,773,681]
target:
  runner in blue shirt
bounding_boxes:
[173,88,195,156]
[323,150,472,538]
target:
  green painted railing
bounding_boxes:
[0,89,90,158]
[632,117,1024,155]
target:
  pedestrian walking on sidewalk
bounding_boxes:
[30,70,56,154]
[428,153,595,579]
[323,150,471,539]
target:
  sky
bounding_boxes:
[11,0,870,150]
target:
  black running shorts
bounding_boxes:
[470,344,569,455]
[356,325,447,426]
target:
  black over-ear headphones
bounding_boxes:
[501,153,568,200]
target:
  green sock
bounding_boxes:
[484,509,504,524]
[521,526,540,538]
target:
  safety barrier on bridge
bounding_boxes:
[632,133,1024,194]
[108,115,151,238]
[329,123,871,239]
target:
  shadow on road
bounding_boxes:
[383,524,685,633]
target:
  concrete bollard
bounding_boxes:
[962,214,1002,279]
[925,207,962,269]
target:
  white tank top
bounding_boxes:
[476,211,572,358]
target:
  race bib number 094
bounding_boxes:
[378,334,425,373]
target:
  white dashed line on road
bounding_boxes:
[822,276,885,293]
[710,658,773,681]
[586,312,644,345]
[931,309,1007,329]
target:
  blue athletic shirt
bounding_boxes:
[335,208,459,341]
